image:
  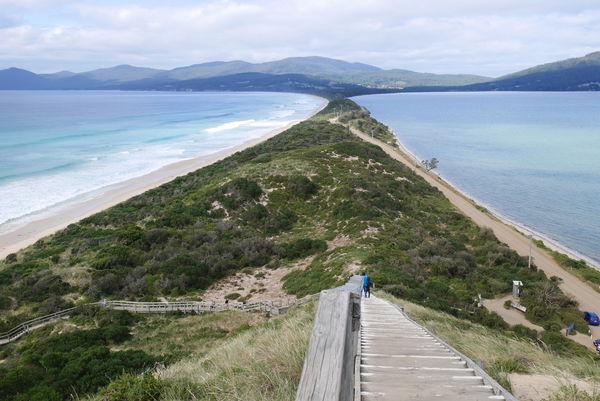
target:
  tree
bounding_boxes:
[421,158,439,172]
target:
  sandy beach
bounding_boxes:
[0,99,327,259]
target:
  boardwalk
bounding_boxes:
[1,297,310,346]
[360,296,508,401]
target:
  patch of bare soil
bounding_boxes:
[484,295,597,351]
[509,373,600,401]
[327,235,353,250]
[345,260,362,275]
[201,256,315,304]
[362,225,380,237]
[483,295,543,331]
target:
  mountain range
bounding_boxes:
[1,53,599,94]
[0,56,488,96]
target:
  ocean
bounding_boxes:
[354,92,600,266]
[0,90,323,229]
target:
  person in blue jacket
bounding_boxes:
[361,272,371,298]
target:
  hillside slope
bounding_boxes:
[118,72,395,98]
[406,51,600,91]
[0,56,490,90]
[1,101,596,400]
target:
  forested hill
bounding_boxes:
[0,56,489,92]
[405,51,600,92]
[117,72,397,98]
[0,100,593,400]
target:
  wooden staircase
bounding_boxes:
[360,296,509,401]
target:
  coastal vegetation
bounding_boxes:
[321,99,398,145]
[0,309,156,400]
[0,306,272,401]
[534,239,600,292]
[1,100,597,399]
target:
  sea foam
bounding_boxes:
[0,91,324,230]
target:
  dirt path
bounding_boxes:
[341,121,600,344]
[509,373,599,401]
[483,295,543,331]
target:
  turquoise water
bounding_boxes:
[354,92,600,266]
[0,91,323,227]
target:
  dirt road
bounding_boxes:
[343,122,600,343]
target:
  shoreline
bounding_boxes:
[346,121,600,343]
[0,97,327,259]
[390,128,600,270]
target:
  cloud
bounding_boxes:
[1,0,599,76]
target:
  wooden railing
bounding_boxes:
[1,295,315,346]
[99,298,303,315]
[0,307,78,345]
[296,276,362,401]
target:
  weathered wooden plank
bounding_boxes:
[296,278,361,401]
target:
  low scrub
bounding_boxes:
[534,239,600,291]
[0,311,155,401]
[85,301,315,401]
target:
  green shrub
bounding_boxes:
[286,175,319,199]
[511,324,538,340]
[281,238,327,259]
[0,320,156,401]
[265,208,297,234]
[225,293,241,301]
[218,178,263,210]
[99,373,163,401]
[0,295,12,311]
[92,245,142,270]
[490,358,529,374]
[540,331,590,356]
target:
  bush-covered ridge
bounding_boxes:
[0,120,354,326]
[316,98,398,145]
[1,101,595,401]
[1,103,589,334]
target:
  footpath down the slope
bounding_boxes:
[361,296,511,401]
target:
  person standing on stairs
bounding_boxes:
[361,272,371,298]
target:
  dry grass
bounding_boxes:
[542,385,600,401]
[85,301,315,401]
[113,310,266,358]
[154,301,315,401]
[379,292,600,397]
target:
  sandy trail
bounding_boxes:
[343,121,600,344]
[509,373,599,401]
[483,295,543,331]
[0,100,327,259]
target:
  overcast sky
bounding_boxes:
[1,0,599,76]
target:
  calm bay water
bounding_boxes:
[354,92,600,266]
[0,91,323,228]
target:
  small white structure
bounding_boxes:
[512,280,523,298]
